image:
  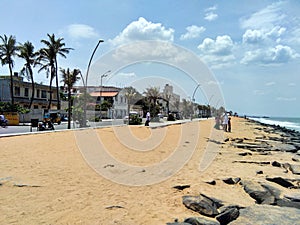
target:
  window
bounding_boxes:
[14,87,20,96]
[41,90,47,98]
[24,88,29,97]
[36,89,40,98]
[33,105,39,109]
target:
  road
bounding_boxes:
[0,119,125,137]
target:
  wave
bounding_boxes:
[249,117,300,132]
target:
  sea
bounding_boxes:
[249,117,300,133]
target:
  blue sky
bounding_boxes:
[1,0,299,117]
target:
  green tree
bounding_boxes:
[60,68,81,129]
[38,34,73,110]
[18,41,38,109]
[0,35,18,105]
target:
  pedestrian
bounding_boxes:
[228,117,231,132]
[145,111,150,126]
[222,112,229,132]
[214,115,221,129]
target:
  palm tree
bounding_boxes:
[39,33,73,110]
[18,41,38,109]
[144,86,160,106]
[60,68,81,129]
[0,35,18,105]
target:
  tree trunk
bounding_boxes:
[48,78,53,110]
[29,67,34,109]
[67,86,71,129]
[55,59,60,110]
[9,63,14,105]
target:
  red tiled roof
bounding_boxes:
[90,91,119,97]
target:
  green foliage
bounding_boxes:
[0,102,30,113]
[129,114,142,125]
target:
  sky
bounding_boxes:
[0,0,299,117]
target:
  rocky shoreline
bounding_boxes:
[167,118,300,225]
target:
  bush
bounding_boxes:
[167,114,175,121]
[129,114,142,125]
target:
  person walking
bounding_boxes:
[222,112,229,132]
[228,117,231,132]
[145,111,150,126]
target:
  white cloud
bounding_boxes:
[109,17,174,46]
[204,5,218,21]
[198,35,234,56]
[204,12,218,21]
[265,81,275,86]
[253,90,265,95]
[276,97,296,101]
[197,35,235,68]
[180,25,206,40]
[241,45,299,65]
[66,24,99,39]
[288,83,296,86]
[240,1,286,29]
[117,72,136,77]
[242,26,286,44]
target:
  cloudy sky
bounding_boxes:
[1,0,299,117]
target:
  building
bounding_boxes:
[73,85,128,119]
[0,73,58,109]
[161,84,180,112]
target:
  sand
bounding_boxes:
[0,117,298,224]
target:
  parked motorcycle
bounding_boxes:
[0,119,8,128]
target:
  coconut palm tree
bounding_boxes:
[38,33,73,110]
[0,35,18,105]
[144,86,160,106]
[18,41,38,109]
[60,68,81,129]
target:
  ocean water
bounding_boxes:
[249,117,300,132]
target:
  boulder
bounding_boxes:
[266,177,294,188]
[290,164,300,175]
[240,180,276,204]
[271,143,297,153]
[184,216,220,225]
[230,205,300,225]
[276,198,300,209]
[284,193,300,202]
[216,207,239,225]
[292,155,300,162]
[222,177,241,185]
[271,161,281,167]
[182,194,223,217]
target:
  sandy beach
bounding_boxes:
[1,117,300,225]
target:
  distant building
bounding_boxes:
[74,85,128,119]
[161,84,180,112]
[0,73,58,109]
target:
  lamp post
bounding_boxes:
[191,83,201,120]
[99,70,111,121]
[82,39,104,127]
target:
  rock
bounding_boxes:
[238,152,252,156]
[166,222,192,225]
[216,207,239,225]
[272,161,281,167]
[222,177,241,185]
[266,177,294,188]
[292,155,300,162]
[297,150,300,156]
[224,138,229,142]
[276,198,300,209]
[271,143,297,153]
[205,180,216,185]
[182,194,222,217]
[230,204,300,225]
[284,193,300,202]
[290,164,300,175]
[184,216,220,225]
[173,185,190,191]
[256,170,263,175]
[240,180,275,204]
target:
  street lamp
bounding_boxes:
[191,83,201,120]
[99,70,111,121]
[82,39,104,127]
